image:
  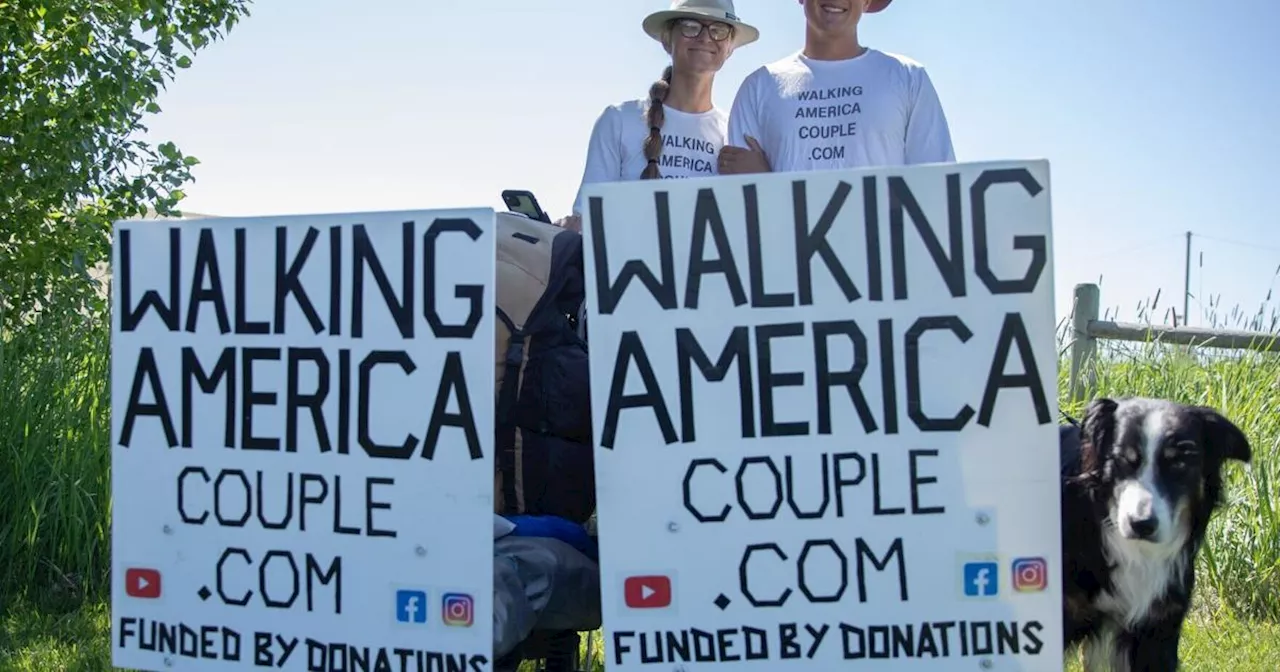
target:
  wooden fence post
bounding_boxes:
[1069,283,1100,404]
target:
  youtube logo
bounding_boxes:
[623,575,672,609]
[124,568,162,599]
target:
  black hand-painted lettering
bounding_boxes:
[740,543,790,607]
[863,175,883,301]
[978,312,1050,426]
[299,473,326,532]
[1022,621,1045,655]
[871,454,905,516]
[682,458,730,523]
[888,174,966,300]
[274,225,324,335]
[612,632,635,667]
[743,627,769,660]
[216,547,252,606]
[422,351,481,460]
[234,228,269,334]
[784,454,830,520]
[971,168,1047,295]
[599,331,677,449]
[118,227,181,332]
[255,470,292,530]
[331,474,360,535]
[675,327,753,442]
[798,539,848,602]
[240,347,280,451]
[813,320,877,434]
[424,217,484,339]
[328,225,342,336]
[909,449,945,515]
[905,315,975,431]
[304,553,341,614]
[833,452,865,517]
[214,469,251,526]
[337,349,350,454]
[259,550,299,609]
[285,348,329,453]
[794,179,859,304]
[743,184,794,307]
[351,221,414,338]
[178,466,210,524]
[780,623,801,659]
[186,227,230,334]
[878,319,899,435]
[357,350,416,459]
[366,477,395,538]
[856,538,908,602]
[735,457,783,520]
[756,322,806,436]
[589,193,677,316]
[181,347,235,448]
[119,347,177,448]
[685,188,747,309]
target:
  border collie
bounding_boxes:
[1060,396,1252,671]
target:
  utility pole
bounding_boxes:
[1183,230,1191,325]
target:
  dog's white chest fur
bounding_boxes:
[1097,528,1185,627]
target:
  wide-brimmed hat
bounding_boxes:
[868,0,893,12]
[642,0,760,48]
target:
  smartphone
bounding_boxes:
[501,189,551,224]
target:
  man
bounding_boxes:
[719,0,954,175]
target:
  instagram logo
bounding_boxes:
[1011,557,1048,592]
[442,593,474,627]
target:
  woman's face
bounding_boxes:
[667,18,734,74]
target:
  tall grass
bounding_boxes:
[0,308,112,600]
[0,292,1277,623]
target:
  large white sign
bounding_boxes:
[581,160,1062,670]
[110,209,497,671]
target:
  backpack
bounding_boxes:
[492,211,595,524]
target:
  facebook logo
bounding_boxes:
[396,590,427,624]
[963,562,999,597]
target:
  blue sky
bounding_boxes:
[139,0,1280,327]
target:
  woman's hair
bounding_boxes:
[640,64,673,180]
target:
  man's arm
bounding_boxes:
[722,69,772,174]
[571,106,623,217]
[904,68,956,164]
[726,69,763,149]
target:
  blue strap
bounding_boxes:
[502,514,599,562]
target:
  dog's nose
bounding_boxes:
[1129,515,1159,539]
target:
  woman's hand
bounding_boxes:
[718,136,771,175]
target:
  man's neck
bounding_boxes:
[803,29,866,61]
[663,70,715,114]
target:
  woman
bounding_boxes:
[558,0,758,231]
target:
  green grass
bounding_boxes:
[2,290,1279,670]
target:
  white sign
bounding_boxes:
[110,209,497,671]
[581,160,1063,670]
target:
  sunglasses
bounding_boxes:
[672,18,734,42]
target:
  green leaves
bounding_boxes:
[0,0,253,335]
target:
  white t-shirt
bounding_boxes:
[571,98,728,215]
[727,48,955,173]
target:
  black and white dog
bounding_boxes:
[1060,396,1253,671]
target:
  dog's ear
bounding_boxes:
[1078,397,1118,473]
[1192,406,1252,464]
[1081,397,1118,448]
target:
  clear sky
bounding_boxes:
[138,0,1280,328]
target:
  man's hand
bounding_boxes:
[718,136,771,175]
[555,214,582,232]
